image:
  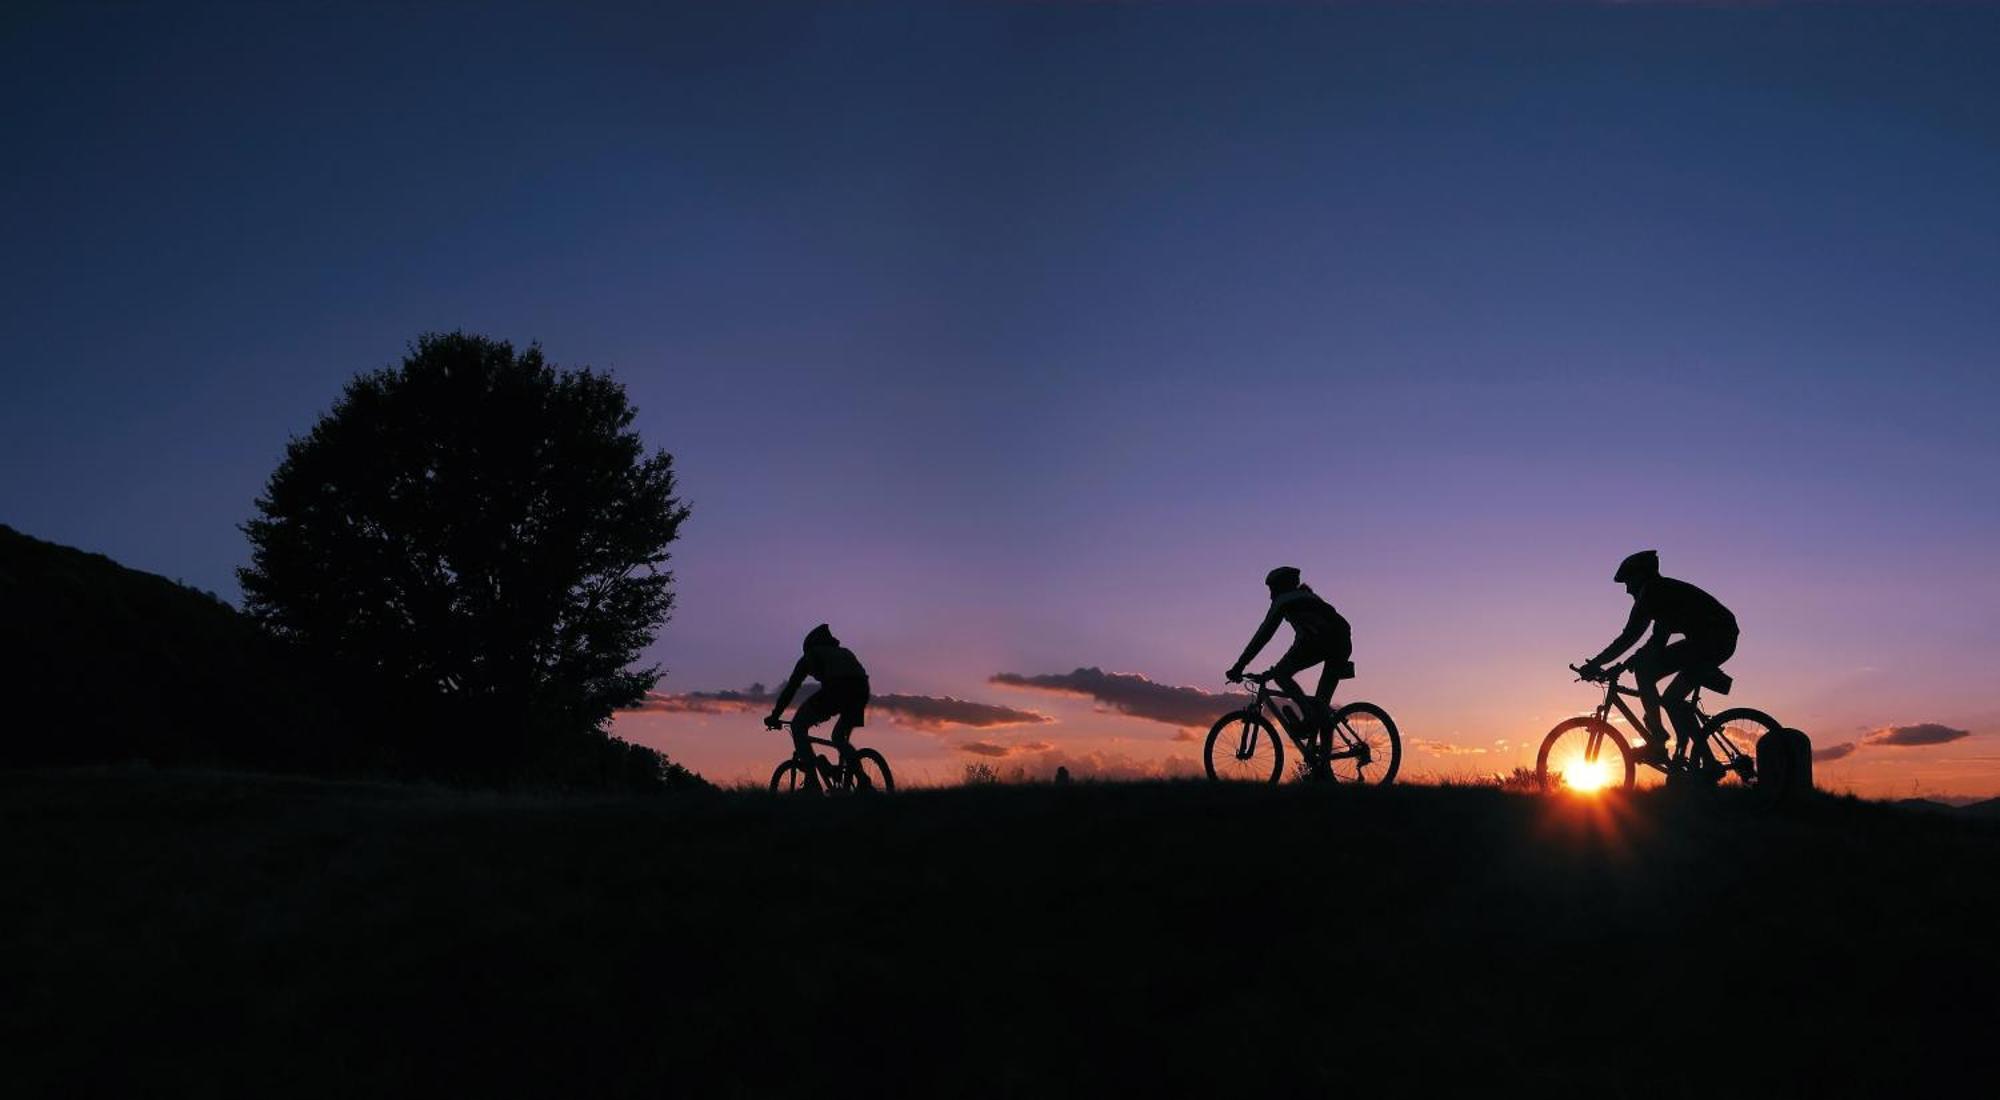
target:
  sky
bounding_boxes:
[4,2,1998,795]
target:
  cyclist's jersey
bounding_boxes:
[1592,576,1738,666]
[1273,586,1350,643]
[801,643,867,683]
[773,634,869,716]
[1235,584,1351,670]
[1636,577,1737,638]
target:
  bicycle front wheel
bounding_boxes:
[770,759,817,794]
[1535,717,1634,793]
[1327,702,1401,785]
[1204,710,1284,784]
[850,749,894,794]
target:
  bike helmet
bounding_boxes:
[1265,566,1302,590]
[803,623,837,651]
[1613,550,1660,584]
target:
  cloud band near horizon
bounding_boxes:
[1862,723,1971,747]
[989,667,1238,730]
[1804,722,1973,765]
[624,688,1051,733]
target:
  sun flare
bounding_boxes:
[1564,757,1610,793]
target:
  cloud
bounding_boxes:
[959,740,1013,757]
[1410,738,1488,757]
[956,738,1061,758]
[872,694,1054,732]
[990,667,1237,730]
[1861,723,1971,748]
[623,687,1050,733]
[1788,724,1967,764]
[623,689,769,716]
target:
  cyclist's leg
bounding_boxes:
[1661,634,1735,765]
[1310,639,1350,717]
[822,679,869,781]
[1268,672,1312,717]
[1628,640,1673,748]
[1267,643,1325,730]
[827,715,860,776]
[1269,642,1332,776]
[789,690,838,790]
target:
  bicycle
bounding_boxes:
[1534,662,1781,792]
[1203,672,1401,785]
[768,728,894,795]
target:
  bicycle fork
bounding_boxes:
[1236,723,1259,762]
[1584,728,1607,765]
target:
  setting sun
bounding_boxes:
[1564,758,1611,793]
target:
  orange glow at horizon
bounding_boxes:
[616,669,1999,797]
[1563,756,1611,793]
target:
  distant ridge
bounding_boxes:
[1889,796,2000,818]
[1891,798,1960,814]
[0,523,335,769]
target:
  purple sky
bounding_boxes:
[5,3,1997,793]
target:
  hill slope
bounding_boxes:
[0,524,332,768]
[0,526,696,788]
[4,770,1994,1096]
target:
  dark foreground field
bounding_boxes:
[5,770,1996,1097]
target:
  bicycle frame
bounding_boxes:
[1236,678,1372,769]
[1579,665,1744,773]
[794,733,858,780]
[767,723,894,794]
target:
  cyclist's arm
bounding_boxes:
[768,657,811,722]
[1589,606,1649,667]
[1231,609,1283,674]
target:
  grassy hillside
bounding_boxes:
[0,525,691,789]
[0,524,334,768]
[5,770,1994,1097]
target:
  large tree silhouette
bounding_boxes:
[240,333,690,769]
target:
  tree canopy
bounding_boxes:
[240,332,691,774]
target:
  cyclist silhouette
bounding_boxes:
[1578,550,1739,767]
[1226,566,1353,766]
[765,624,871,791]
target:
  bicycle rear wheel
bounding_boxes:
[1204,710,1284,784]
[1535,717,1634,792]
[850,748,894,793]
[1327,702,1401,785]
[1702,707,1780,787]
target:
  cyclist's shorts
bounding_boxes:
[795,677,869,729]
[1652,633,1737,693]
[1271,639,1352,680]
[1649,633,1737,673]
